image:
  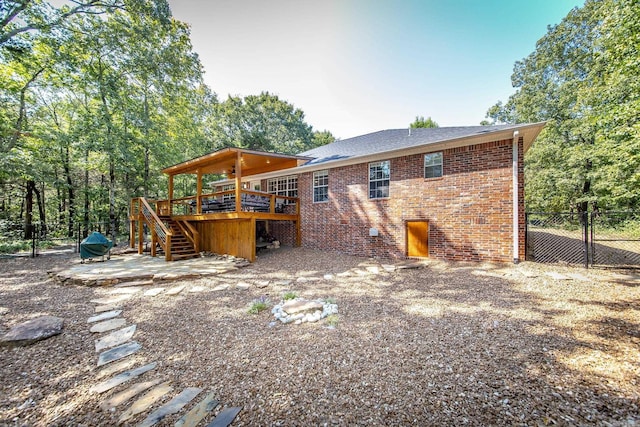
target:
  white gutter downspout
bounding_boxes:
[512,131,520,264]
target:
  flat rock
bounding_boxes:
[90,318,127,333]
[188,286,207,293]
[144,288,165,296]
[87,309,122,324]
[95,325,137,352]
[282,300,323,315]
[90,294,131,305]
[99,378,164,411]
[212,284,230,291]
[138,387,202,427]
[206,406,242,427]
[96,357,138,379]
[95,304,121,313]
[118,381,173,423]
[115,279,153,287]
[166,286,185,296]
[0,316,64,347]
[91,362,157,394]
[255,280,270,288]
[236,282,251,290]
[175,392,219,427]
[108,287,142,295]
[97,341,141,366]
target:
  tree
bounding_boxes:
[211,92,316,154]
[485,0,639,213]
[409,116,439,128]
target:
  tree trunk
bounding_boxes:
[83,148,90,238]
[109,159,117,245]
[33,182,46,236]
[63,145,75,237]
[24,180,34,240]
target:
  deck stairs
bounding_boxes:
[158,216,200,260]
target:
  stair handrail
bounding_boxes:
[175,220,200,253]
[139,196,173,255]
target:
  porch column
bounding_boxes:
[235,151,242,212]
[196,168,203,215]
[168,174,174,216]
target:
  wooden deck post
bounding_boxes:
[168,175,174,216]
[234,151,242,212]
[196,168,202,215]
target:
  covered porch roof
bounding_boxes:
[161,147,312,178]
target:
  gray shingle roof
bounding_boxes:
[299,125,520,166]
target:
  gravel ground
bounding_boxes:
[1,247,639,426]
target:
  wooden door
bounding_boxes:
[407,221,429,257]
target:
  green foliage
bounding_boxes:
[409,116,439,129]
[487,0,640,213]
[211,92,316,155]
[248,296,270,314]
[324,297,336,304]
[283,291,297,301]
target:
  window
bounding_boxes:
[369,161,390,199]
[424,152,443,178]
[313,170,329,203]
[267,175,298,202]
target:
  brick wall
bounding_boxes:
[297,138,523,262]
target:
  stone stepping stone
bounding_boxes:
[166,286,185,296]
[96,357,138,379]
[118,381,173,423]
[175,392,219,427]
[95,325,137,352]
[91,362,157,394]
[0,316,64,348]
[87,310,122,324]
[138,387,202,427]
[206,407,242,427]
[97,341,141,367]
[100,378,163,411]
[91,295,131,305]
[236,282,251,290]
[188,286,207,293]
[90,318,127,333]
[144,288,165,297]
[212,284,230,291]
[108,287,142,295]
[282,300,323,315]
[95,304,121,313]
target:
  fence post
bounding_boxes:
[31,223,36,258]
[582,211,589,269]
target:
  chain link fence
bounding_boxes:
[0,219,128,258]
[526,211,640,268]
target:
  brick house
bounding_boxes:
[256,123,545,263]
[133,123,544,263]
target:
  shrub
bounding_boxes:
[248,296,270,314]
[283,291,297,301]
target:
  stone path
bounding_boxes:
[85,289,243,426]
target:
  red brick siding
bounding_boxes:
[298,138,521,262]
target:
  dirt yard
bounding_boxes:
[1,247,639,426]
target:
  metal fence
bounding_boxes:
[526,211,640,268]
[0,219,128,257]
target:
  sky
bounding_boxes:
[167,0,584,139]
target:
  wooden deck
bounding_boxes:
[129,192,300,263]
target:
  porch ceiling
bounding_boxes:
[161,148,312,177]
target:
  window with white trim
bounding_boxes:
[313,170,329,203]
[222,183,235,201]
[267,175,298,202]
[424,152,443,178]
[369,161,390,199]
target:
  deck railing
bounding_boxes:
[134,197,173,261]
[160,190,299,217]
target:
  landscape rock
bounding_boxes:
[0,316,64,347]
